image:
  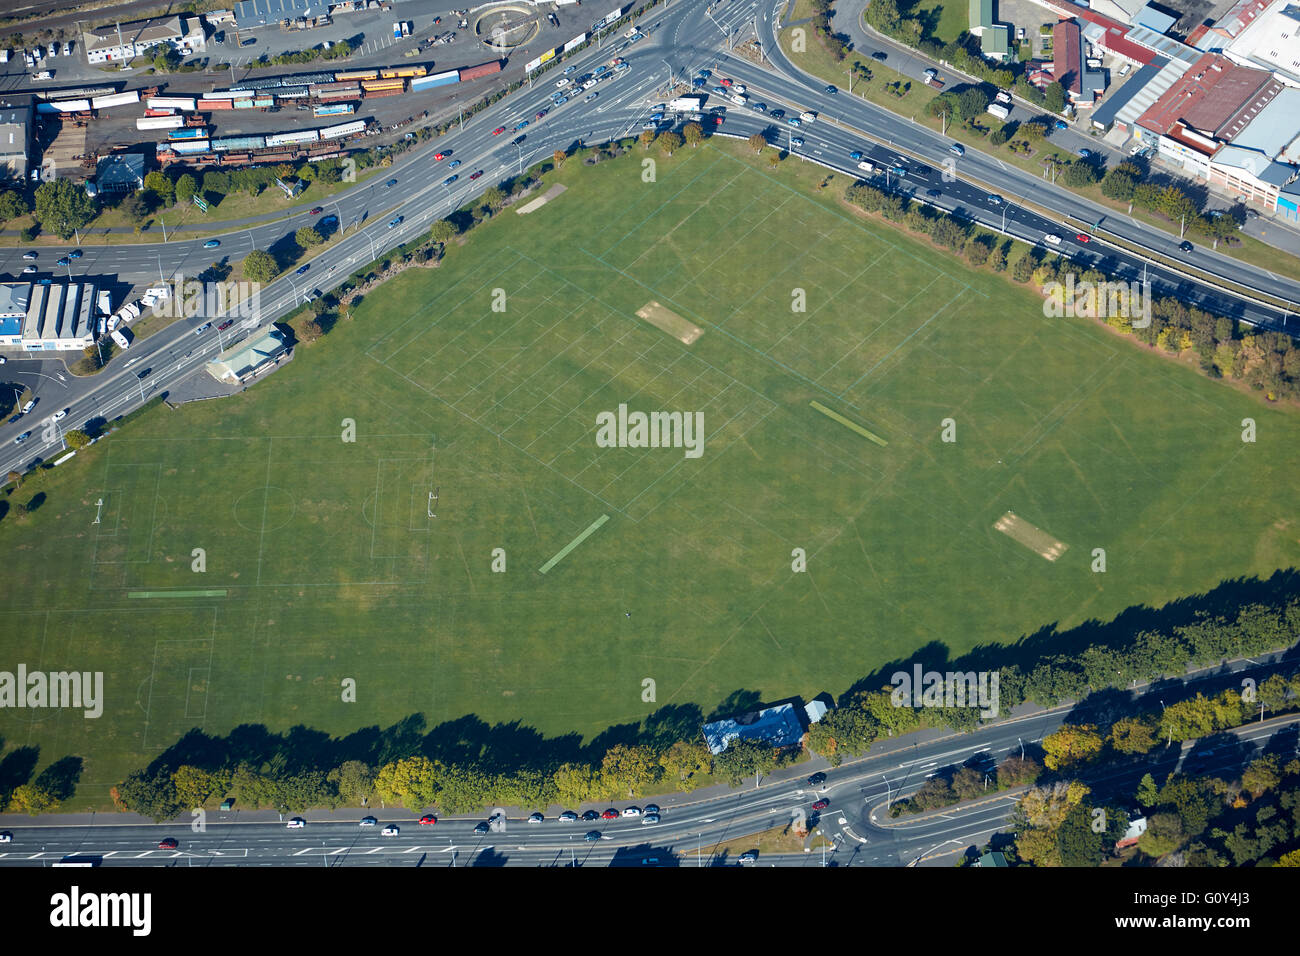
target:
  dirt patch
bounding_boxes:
[994,511,1068,561]
[515,182,567,215]
[635,301,702,344]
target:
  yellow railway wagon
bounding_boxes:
[361,79,406,92]
[333,69,380,82]
[378,65,428,79]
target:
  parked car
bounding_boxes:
[1054,119,1068,130]
[359,816,378,826]
[286,817,305,828]
[644,804,660,815]
[419,814,437,825]
[642,813,660,825]
[559,811,578,822]
[1044,234,1062,245]
[581,810,600,821]
[621,806,642,817]
[528,812,544,824]
[601,809,619,820]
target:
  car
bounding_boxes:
[419,814,436,825]
[584,830,601,842]
[924,68,938,78]
[986,194,1003,205]
[1179,240,1194,252]
[194,322,211,335]
[0,356,5,365]
[21,266,35,274]
[474,821,491,834]
[790,137,804,147]
[585,92,598,102]
[812,798,830,810]
[513,134,526,144]
[564,65,577,74]
[1079,148,1092,158]
[1044,234,1062,245]
[359,816,378,826]
[808,772,827,786]
[158,838,178,849]
[56,256,70,266]
[69,249,82,259]
[203,239,220,249]
[824,84,837,94]
[643,803,660,815]
[925,188,942,198]
[713,115,724,126]
[1054,119,1068,130]
[286,817,305,828]
[381,825,400,836]
[752,102,767,112]
[22,251,36,260]
[137,368,152,381]
[295,264,310,275]
[787,117,801,127]
[0,832,11,843]
[385,178,398,188]
[558,811,579,822]
[739,850,759,863]
[554,95,569,105]
[217,320,233,331]
[515,120,529,130]
[320,215,337,226]
[697,68,712,78]
[601,809,619,820]
[849,150,864,160]
[871,50,888,60]
[13,431,30,445]
[469,170,483,180]
[581,810,600,821]
[528,812,544,824]
[240,37,256,46]
[492,126,506,136]
[448,159,461,169]
[720,77,733,87]
[769,108,785,119]
[692,77,705,88]
[949,143,965,156]
[442,175,457,186]
[64,42,72,55]
[20,399,36,414]
[1129,143,1144,155]
[536,109,549,119]
[642,121,657,130]
[556,78,571,88]
[642,813,660,824]
[1075,233,1090,243]
[434,152,448,161]
[621,806,642,817]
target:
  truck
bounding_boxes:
[856,159,875,173]
[666,95,703,112]
[401,21,411,37]
[392,22,402,39]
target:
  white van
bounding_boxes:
[730,92,747,105]
[799,111,816,123]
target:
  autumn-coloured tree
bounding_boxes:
[682,122,703,147]
[1041,724,1103,770]
[747,133,767,153]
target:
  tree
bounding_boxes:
[299,319,323,343]
[7,782,58,815]
[144,170,174,206]
[747,133,767,153]
[1109,716,1158,754]
[711,739,780,787]
[956,87,989,123]
[657,131,683,155]
[965,237,991,267]
[1100,168,1137,202]
[121,191,150,224]
[1043,81,1066,114]
[600,744,662,798]
[1241,755,1281,797]
[1136,772,1160,808]
[988,242,1008,272]
[6,470,21,489]
[64,429,89,449]
[930,216,967,251]
[552,149,566,169]
[1041,724,1103,770]
[242,249,278,283]
[172,765,223,809]
[990,123,1011,146]
[294,226,322,247]
[1137,811,1184,857]
[767,151,780,168]
[174,173,197,205]
[683,122,703,148]
[33,178,97,240]
[480,186,506,211]
[1063,161,1099,187]
[1012,252,1037,282]
[430,219,458,244]
[116,768,182,821]
[153,47,182,72]
[639,130,656,149]
[0,189,29,222]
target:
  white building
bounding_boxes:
[15,280,99,352]
[1219,1,1300,87]
[82,15,206,65]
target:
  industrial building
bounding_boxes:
[1,280,100,352]
[82,15,207,65]
[0,97,34,183]
[205,327,291,385]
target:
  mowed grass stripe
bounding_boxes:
[809,401,889,446]
[538,514,610,574]
[128,590,229,598]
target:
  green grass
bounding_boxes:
[2,139,1298,808]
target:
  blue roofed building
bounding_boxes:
[702,700,814,755]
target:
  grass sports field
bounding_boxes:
[3,140,1298,805]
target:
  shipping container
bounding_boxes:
[458,60,502,82]
[253,96,275,108]
[333,69,379,82]
[184,115,208,127]
[136,115,185,130]
[314,102,355,116]
[203,89,255,99]
[318,119,365,140]
[360,78,404,92]
[196,98,234,110]
[91,90,140,110]
[36,98,90,113]
[143,107,176,117]
[410,70,458,91]
[275,86,309,99]
[360,86,404,99]
[265,129,320,147]
[378,66,427,79]
[232,98,257,109]
[211,135,267,151]
[170,140,210,154]
[168,127,208,139]
[147,95,197,110]
[317,90,362,103]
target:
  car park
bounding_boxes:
[359,816,377,826]
[158,838,178,849]
[584,830,601,842]
[528,812,544,824]
[286,817,305,828]
[203,239,220,248]
[419,814,437,825]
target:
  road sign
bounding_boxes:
[192,195,209,212]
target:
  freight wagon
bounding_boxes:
[136,115,185,130]
[167,127,208,139]
[378,65,427,78]
[410,69,458,91]
[36,98,90,113]
[91,90,139,110]
[265,129,320,147]
[210,134,267,151]
[318,119,365,140]
[360,78,404,92]
[333,69,379,82]
[458,60,502,82]
[147,96,197,110]
[170,140,210,154]
[313,102,355,116]
[196,98,234,110]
